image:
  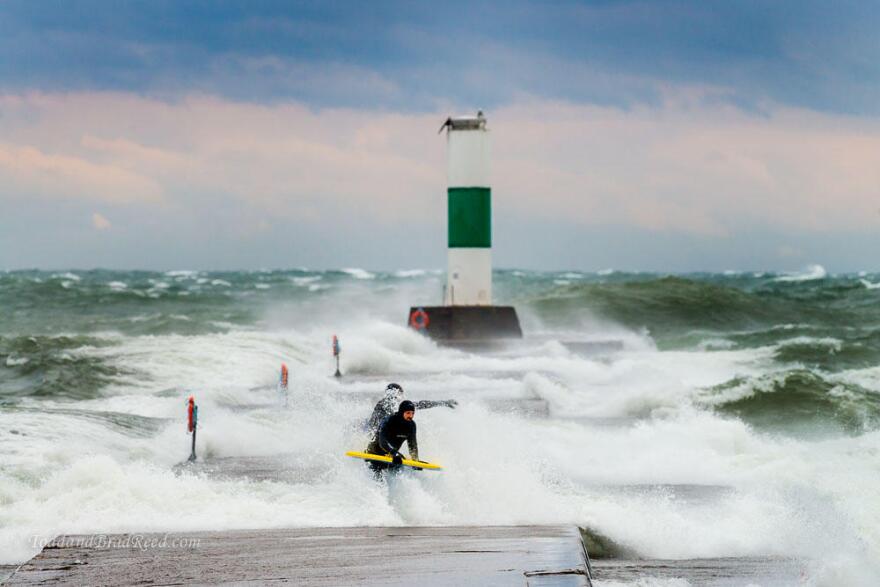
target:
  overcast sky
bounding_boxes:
[2,1,879,272]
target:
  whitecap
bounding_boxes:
[559,272,584,279]
[128,314,160,322]
[341,268,375,280]
[5,356,29,367]
[165,270,198,278]
[108,281,128,291]
[597,268,615,276]
[860,279,880,290]
[698,338,735,351]
[211,279,232,287]
[255,284,270,290]
[394,269,427,278]
[292,276,320,286]
[777,336,843,352]
[774,264,827,282]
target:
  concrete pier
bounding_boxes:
[8,526,592,586]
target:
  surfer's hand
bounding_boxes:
[412,466,423,471]
[445,400,458,408]
[391,453,403,466]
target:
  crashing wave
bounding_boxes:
[341,268,375,280]
[775,264,827,282]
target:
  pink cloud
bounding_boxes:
[1,90,879,236]
[0,142,163,204]
[493,97,880,234]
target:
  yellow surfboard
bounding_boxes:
[345,451,443,471]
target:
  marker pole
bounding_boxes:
[189,406,198,462]
[187,396,198,462]
[280,363,289,406]
[333,335,342,378]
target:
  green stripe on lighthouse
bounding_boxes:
[448,187,491,248]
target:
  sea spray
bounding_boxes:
[1,269,878,584]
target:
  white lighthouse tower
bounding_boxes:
[443,112,492,306]
[407,111,521,342]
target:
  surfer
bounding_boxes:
[365,400,419,476]
[365,383,456,433]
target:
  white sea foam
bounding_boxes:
[1,311,878,583]
[292,276,321,286]
[108,281,128,290]
[341,268,375,280]
[394,269,427,278]
[775,264,827,282]
[697,337,735,351]
[165,270,199,278]
[775,336,843,352]
[860,279,880,290]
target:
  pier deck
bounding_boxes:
[7,525,592,586]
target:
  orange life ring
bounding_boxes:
[409,308,430,330]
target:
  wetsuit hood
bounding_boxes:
[398,400,416,414]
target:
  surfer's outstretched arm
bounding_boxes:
[414,399,457,410]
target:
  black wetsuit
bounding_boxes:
[365,397,449,434]
[365,412,418,473]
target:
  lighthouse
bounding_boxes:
[407,112,522,342]
[444,112,492,306]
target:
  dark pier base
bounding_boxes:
[408,305,522,342]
